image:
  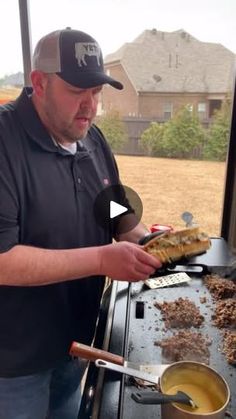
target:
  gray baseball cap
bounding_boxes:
[32,28,123,90]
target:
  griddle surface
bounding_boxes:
[121,278,235,419]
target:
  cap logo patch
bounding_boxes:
[75,42,101,67]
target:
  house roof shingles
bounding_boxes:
[105,29,236,93]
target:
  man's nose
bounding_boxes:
[80,90,97,108]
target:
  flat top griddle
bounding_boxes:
[121,277,236,419]
[184,237,236,274]
[158,237,236,276]
[89,238,235,419]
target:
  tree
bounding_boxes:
[203,99,232,161]
[140,122,166,156]
[96,110,128,152]
[162,105,205,158]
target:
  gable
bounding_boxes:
[105,29,236,94]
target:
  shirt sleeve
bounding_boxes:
[0,137,19,253]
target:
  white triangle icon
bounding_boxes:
[110,201,128,219]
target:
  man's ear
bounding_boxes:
[30,70,47,97]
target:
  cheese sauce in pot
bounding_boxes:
[166,383,221,413]
[160,361,230,419]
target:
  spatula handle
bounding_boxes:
[70,341,124,365]
[131,391,194,407]
[95,359,159,385]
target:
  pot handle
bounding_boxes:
[131,391,196,407]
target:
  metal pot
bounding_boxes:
[160,361,230,419]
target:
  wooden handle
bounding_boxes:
[69,341,124,366]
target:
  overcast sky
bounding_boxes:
[0,0,236,77]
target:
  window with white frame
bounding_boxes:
[163,103,173,120]
[198,102,207,119]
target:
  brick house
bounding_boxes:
[101,29,235,154]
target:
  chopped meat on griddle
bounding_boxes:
[200,296,207,304]
[212,299,236,328]
[155,330,212,364]
[204,274,236,299]
[222,330,236,365]
[154,297,204,328]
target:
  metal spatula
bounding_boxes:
[95,359,159,385]
[145,272,191,289]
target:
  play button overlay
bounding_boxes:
[94,184,143,234]
[110,201,128,219]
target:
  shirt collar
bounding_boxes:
[51,136,77,155]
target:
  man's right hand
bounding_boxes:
[97,241,161,282]
[0,242,161,286]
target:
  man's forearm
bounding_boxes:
[0,239,161,286]
[0,245,101,286]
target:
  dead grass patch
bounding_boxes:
[0,87,21,104]
[115,155,226,237]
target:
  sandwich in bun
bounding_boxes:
[143,226,211,264]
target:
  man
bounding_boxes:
[0,28,161,419]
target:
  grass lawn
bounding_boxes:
[115,155,226,237]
